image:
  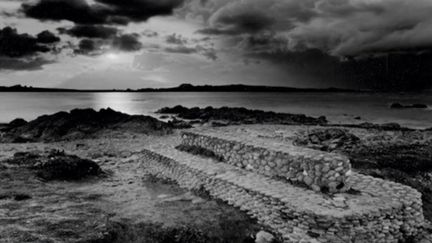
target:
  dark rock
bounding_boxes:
[293,128,361,152]
[189,120,202,124]
[390,103,428,109]
[168,118,193,129]
[381,123,401,130]
[12,135,36,143]
[158,105,190,115]
[412,104,428,109]
[210,120,230,127]
[4,150,102,181]
[1,108,172,142]
[159,115,169,119]
[354,116,361,120]
[157,106,327,126]
[390,103,404,109]
[8,118,28,128]
[357,122,375,129]
[337,122,410,131]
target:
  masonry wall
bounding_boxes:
[181,132,352,193]
[139,148,424,243]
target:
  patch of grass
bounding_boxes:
[350,144,432,174]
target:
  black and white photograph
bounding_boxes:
[0,0,432,242]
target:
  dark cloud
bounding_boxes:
[0,56,54,71]
[74,39,103,55]
[165,46,197,54]
[95,0,184,22]
[166,33,187,45]
[36,30,61,44]
[67,31,143,56]
[142,30,158,38]
[196,28,238,36]
[59,25,119,39]
[22,0,184,25]
[0,27,60,70]
[210,10,274,34]
[112,34,142,52]
[200,48,217,60]
[22,0,109,25]
[183,0,432,56]
[180,0,432,90]
[249,48,432,91]
[164,43,217,60]
[0,27,57,58]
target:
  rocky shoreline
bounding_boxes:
[0,108,172,143]
[1,106,432,242]
[157,105,328,126]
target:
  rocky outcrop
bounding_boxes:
[3,150,102,180]
[157,105,327,126]
[7,118,28,128]
[0,108,172,142]
[293,128,360,152]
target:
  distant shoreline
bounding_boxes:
[0,83,366,93]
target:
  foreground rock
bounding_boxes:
[0,108,172,142]
[157,105,327,126]
[3,150,102,180]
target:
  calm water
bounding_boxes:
[0,92,431,129]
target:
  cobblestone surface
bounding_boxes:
[140,136,424,243]
[181,130,351,193]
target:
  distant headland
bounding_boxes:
[0,84,360,93]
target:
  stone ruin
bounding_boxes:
[139,127,426,242]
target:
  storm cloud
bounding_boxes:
[0,27,59,70]
[59,25,119,39]
[0,27,59,58]
[180,0,432,90]
[184,0,432,57]
[2,0,432,90]
[22,0,185,25]
[112,34,143,52]
[0,56,54,71]
[36,30,61,44]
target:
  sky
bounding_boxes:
[0,0,431,91]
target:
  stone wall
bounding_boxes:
[181,131,351,193]
[139,142,425,243]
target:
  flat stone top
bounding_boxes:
[185,127,349,163]
[143,135,420,218]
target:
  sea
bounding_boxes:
[0,92,431,129]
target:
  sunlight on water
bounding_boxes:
[0,92,431,129]
[92,93,143,115]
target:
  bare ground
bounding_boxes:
[0,132,262,243]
